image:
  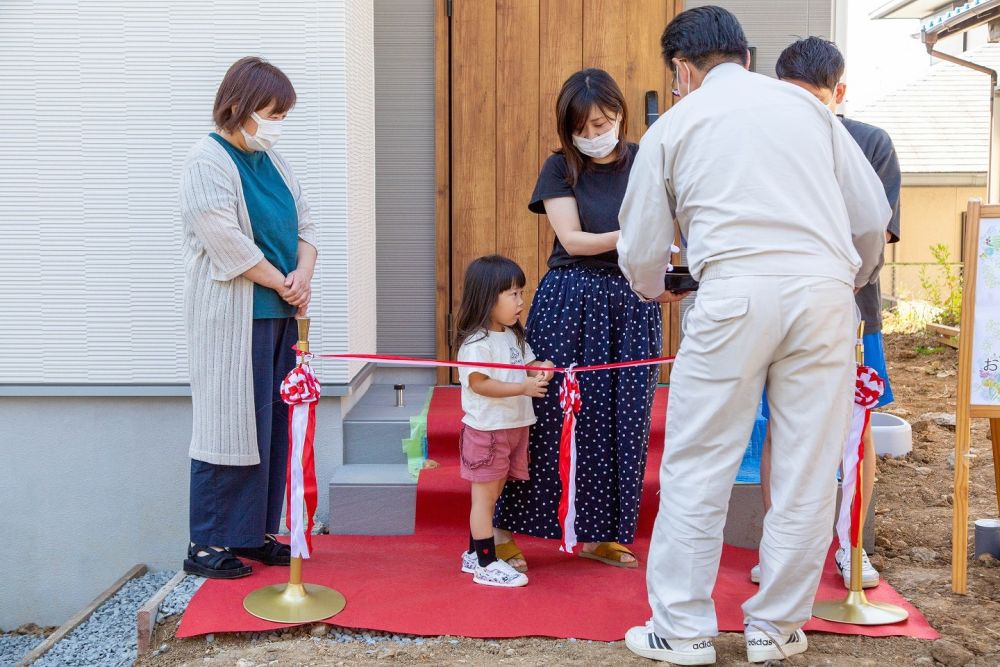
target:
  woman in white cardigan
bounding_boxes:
[180,57,318,579]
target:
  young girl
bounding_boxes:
[454,255,554,588]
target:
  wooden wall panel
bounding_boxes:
[497,0,541,303]
[439,0,681,380]
[627,0,670,137]
[582,0,628,108]
[450,0,498,319]
[537,0,583,283]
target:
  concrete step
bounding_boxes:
[345,383,433,421]
[342,383,433,465]
[328,463,416,535]
[343,422,409,464]
[725,484,875,553]
[328,464,877,549]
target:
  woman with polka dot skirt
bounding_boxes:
[492,69,662,570]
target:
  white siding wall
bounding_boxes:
[347,0,379,372]
[685,0,833,77]
[0,0,375,385]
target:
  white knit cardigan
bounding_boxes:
[180,135,318,465]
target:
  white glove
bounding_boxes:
[666,243,681,272]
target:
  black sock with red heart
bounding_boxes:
[474,536,497,567]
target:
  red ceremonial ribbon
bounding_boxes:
[849,411,870,548]
[557,368,583,554]
[280,362,321,558]
[837,364,885,550]
[303,351,675,375]
[307,350,675,553]
[852,366,883,548]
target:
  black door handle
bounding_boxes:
[645,90,659,127]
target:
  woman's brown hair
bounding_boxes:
[554,68,630,186]
[213,57,297,133]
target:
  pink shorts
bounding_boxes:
[459,425,530,483]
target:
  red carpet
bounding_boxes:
[177,387,937,640]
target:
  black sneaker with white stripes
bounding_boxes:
[624,622,716,664]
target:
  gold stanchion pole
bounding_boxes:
[243,318,347,623]
[813,322,908,625]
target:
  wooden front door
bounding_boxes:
[435,0,682,383]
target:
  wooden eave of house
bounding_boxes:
[872,0,954,20]
[873,0,1000,42]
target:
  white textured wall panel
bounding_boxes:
[346,0,378,377]
[0,0,375,385]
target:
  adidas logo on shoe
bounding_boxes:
[745,628,807,663]
[624,624,716,665]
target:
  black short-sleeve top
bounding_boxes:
[528,142,638,271]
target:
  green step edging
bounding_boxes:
[403,388,434,478]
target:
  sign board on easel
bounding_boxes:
[951,198,1000,593]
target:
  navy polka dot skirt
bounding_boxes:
[493,265,662,543]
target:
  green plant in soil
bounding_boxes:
[917,243,962,326]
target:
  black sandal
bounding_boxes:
[183,544,252,579]
[231,534,291,566]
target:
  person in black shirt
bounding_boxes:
[492,69,663,571]
[749,37,902,591]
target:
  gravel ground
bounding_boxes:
[25,571,187,667]
[0,632,44,666]
[158,575,204,620]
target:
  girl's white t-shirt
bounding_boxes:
[457,328,537,431]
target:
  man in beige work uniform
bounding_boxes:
[616,7,889,665]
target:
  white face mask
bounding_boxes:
[672,61,692,99]
[241,111,283,151]
[572,119,619,159]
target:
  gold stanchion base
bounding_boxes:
[813,591,909,625]
[243,582,346,624]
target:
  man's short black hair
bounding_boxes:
[775,37,845,90]
[660,6,748,69]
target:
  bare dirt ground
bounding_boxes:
[141,333,1000,666]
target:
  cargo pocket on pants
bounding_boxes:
[699,296,749,322]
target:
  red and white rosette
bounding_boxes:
[836,365,885,551]
[557,368,582,554]
[280,363,321,559]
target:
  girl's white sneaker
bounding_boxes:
[473,559,528,587]
[460,550,477,574]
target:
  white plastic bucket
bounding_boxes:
[975,518,1000,559]
[870,412,912,458]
